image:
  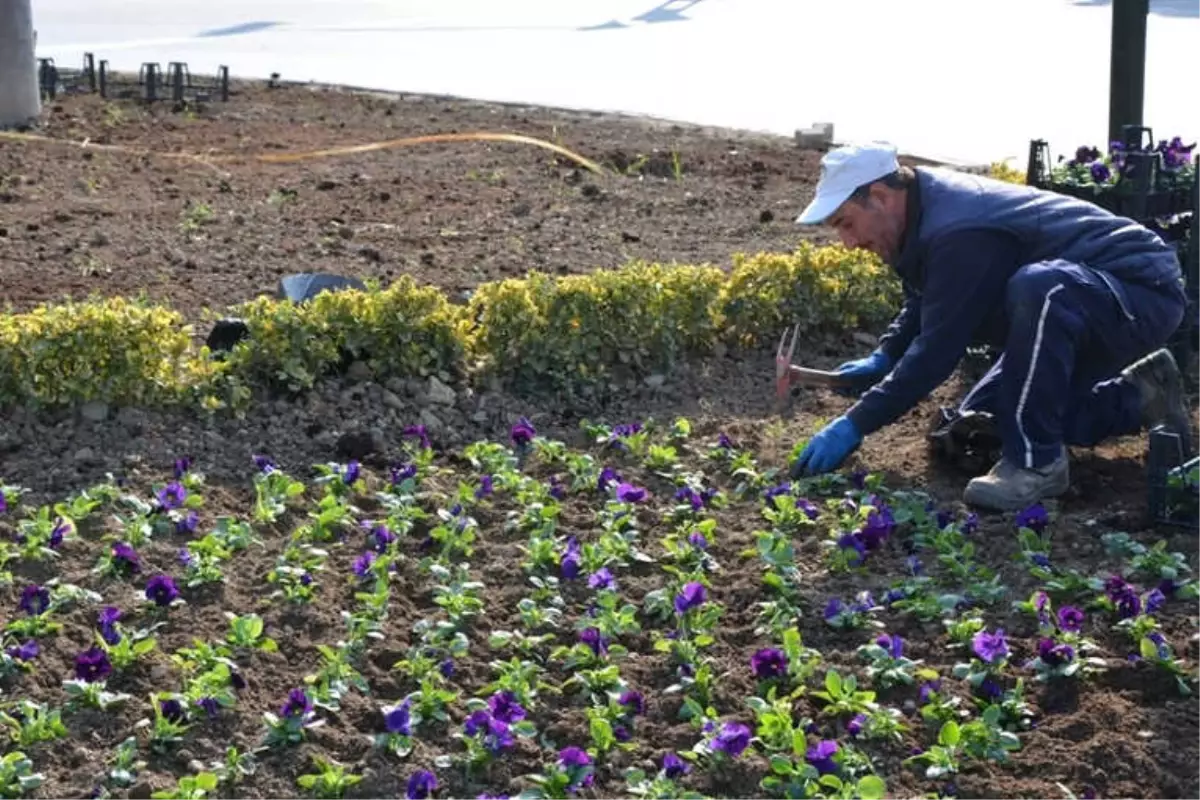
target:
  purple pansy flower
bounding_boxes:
[796,497,820,520]
[615,482,647,503]
[402,425,431,450]
[156,481,187,511]
[511,417,536,448]
[98,606,122,644]
[173,456,192,479]
[560,536,582,579]
[1057,606,1084,632]
[619,690,645,715]
[579,627,608,656]
[406,769,437,800]
[558,747,594,792]
[112,542,141,573]
[1037,638,1075,667]
[588,568,615,591]
[663,752,690,778]
[674,581,707,614]
[475,475,494,499]
[1015,503,1048,533]
[687,531,708,549]
[439,659,455,679]
[597,467,620,493]
[807,740,839,774]
[847,713,866,737]
[174,510,199,535]
[750,648,789,680]
[713,722,751,758]
[281,688,313,719]
[6,640,39,662]
[75,647,112,682]
[488,691,526,724]
[876,634,904,659]
[385,700,413,735]
[252,454,276,474]
[368,523,396,552]
[353,551,377,577]
[18,584,50,616]
[160,698,186,723]
[391,463,417,485]
[972,629,1009,664]
[145,575,180,607]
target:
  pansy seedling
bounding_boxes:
[0,700,68,747]
[856,634,924,689]
[13,508,75,562]
[295,754,363,799]
[0,753,43,796]
[624,751,705,799]
[810,669,878,718]
[744,688,810,753]
[262,688,324,747]
[224,613,277,653]
[1134,632,1195,696]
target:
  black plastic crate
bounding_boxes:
[1147,426,1199,528]
[1025,126,1196,225]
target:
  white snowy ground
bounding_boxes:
[29,0,1200,166]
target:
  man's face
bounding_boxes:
[826,185,906,265]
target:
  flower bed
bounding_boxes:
[0,243,903,414]
[0,417,1195,799]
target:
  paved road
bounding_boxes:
[30,0,1200,166]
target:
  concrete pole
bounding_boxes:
[0,0,41,128]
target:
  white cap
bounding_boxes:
[795,141,901,224]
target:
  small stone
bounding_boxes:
[381,389,405,410]
[150,664,170,681]
[316,179,338,191]
[471,410,488,424]
[336,429,381,460]
[116,407,147,435]
[713,341,728,359]
[644,373,666,389]
[427,376,456,406]
[73,447,97,464]
[80,400,109,422]
[385,376,406,394]
[346,360,373,382]
[403,378,426,397]
[315,430,339,449]
[129,782,153,800]
[419,408,444,432]
[852,331,878,347]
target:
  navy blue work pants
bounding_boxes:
[958,259,1186,469]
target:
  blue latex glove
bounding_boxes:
[833,350,894,396]
[791,416,863,477]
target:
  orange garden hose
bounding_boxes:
[0,129,609,175]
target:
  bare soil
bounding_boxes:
[0,79,1196,800]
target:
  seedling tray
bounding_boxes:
[1147,425,1199,528]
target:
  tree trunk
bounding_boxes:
[0,0,40,128]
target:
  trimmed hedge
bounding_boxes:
[0,243,902,412]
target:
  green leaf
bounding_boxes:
[769,754,794,775]
[1139,637,1160,660]
[825,670,842,697]
[857,775,887,800]
[939,721,960,747]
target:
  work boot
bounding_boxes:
[963,448,1070,512]
[1120,348,1194,455]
